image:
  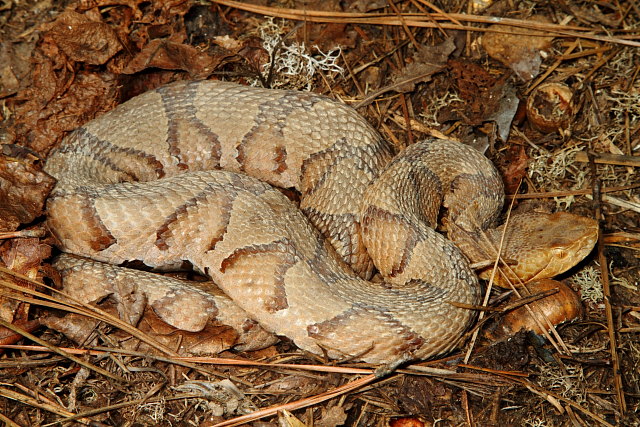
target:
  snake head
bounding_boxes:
[541,214,599,276]
[479,211,599,287]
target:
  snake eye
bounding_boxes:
[552,248,567,259]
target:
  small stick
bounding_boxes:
[413,0,463,26]
[399,94,415,145]
[214,375,377,426]
[558,46,611,60]
[587,153,627,417]
[507,183,640,199]
[525,39,579,95]
[574,151,640,167]
[582,48,622,84]
[352,69,444,109]
[0,229,46,239]
[387,0,420,47]
[210,0,640,47]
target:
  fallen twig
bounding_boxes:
[212,0,640,47]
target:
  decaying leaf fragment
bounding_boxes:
[0,152,55,231]
[0,236,50,344]
[41,305,241,357]
[45,10,122,65]
[481,22,554,81]
[122,37,225,79]
[490,279,584,338]
[445,60,519,142]
[392,38,455,92]
[175,379,257,416]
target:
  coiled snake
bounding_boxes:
[45,80,598,365]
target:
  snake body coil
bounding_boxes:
[45,80,597,364]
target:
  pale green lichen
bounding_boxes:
[527,144,586,209]
[254,18,343,90]
[571,265,604,303]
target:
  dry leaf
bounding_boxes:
[46,11,122,65]
[0,236,50,340]
[8,66,120,154]
[176,379,257,417]
[299,23,357,51]
[482,22,554,81]
[445,59,519,142]
[0,320,40,347]
[0,154,55,231]
[41,312,101,346]
[500,144,529,195]
[0,43,21,97]
[485,80,519,142]
[391,38,455,92]
[122,37,223,79]
[43,305,240,356]
[137,309,239,356]
[316,406,348,427]
[262,375,319,395]
[279,410,309,427]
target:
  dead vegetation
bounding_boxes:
[0,0,639,425]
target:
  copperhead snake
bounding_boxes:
[45,80,598,366]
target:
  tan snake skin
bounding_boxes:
[45,80,598,365]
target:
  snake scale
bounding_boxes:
[45,80,598,365]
